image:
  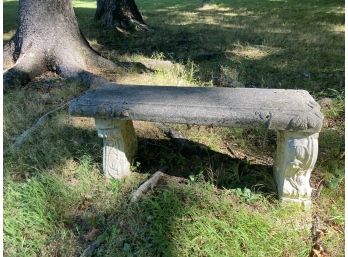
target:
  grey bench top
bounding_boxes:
[69,85,323,133]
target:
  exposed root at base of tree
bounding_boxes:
[120,19,153,32]
[3,40,16,68]
[3,60,114,91]
[3,36,120,91]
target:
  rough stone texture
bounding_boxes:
[274,131,319,208]
[70,85,323,133]
[95,118,137,179]
[70,85,324,206]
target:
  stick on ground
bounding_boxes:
[130,171,164,202]
[5,102,69,154]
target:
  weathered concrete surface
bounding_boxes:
[95,118,137,179]
[69,85,323,133]
[70,84,324,206]
[274,131,319,208]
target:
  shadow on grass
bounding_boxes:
[3,0,344,254]
[3,0,344,92]
[7,123,340,255]
[137,137,276,195]
[5,119,276,196]
[4,115,277,254]
[67,178,278,257]
[73,0,344,92]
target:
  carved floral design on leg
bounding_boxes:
[274,131,319,205]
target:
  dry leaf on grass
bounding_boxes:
[310,243,329,257]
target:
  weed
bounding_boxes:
[231,187,262,204]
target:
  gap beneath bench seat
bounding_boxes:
[69,84,324,208]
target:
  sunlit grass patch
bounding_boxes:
[96,182,310,257]
[312,182,344,256]
[115,53,201,86]
[4,173,77,256]
[320,23,345,33]
[231,44,282,60]
[3,30,15,41]
[73,0,96,8]
[197,3,232,12]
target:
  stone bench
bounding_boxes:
[69,85,324,207]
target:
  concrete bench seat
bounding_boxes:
[69,85,324,207]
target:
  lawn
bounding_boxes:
[3,0,344,256]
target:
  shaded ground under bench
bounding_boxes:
[69,84,324,207]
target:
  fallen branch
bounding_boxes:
[130,171,164,202]
[5,102,69,154]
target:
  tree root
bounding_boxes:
[129,19,153,32]
[4,34,120,91]
[154,122,187,150]
[4,52,117,92]
[75,70,111,88]
[115,20,153,33]
[3,50,49,90]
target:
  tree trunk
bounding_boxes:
[95,0,150,32]
[4,0,116,89]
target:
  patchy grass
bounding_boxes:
[96,182,311,257]
[75,0,344,92]
[3,0,344,256]
[3,77,83,148]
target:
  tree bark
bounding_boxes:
[3,0,116,89]
[95,0,150,32]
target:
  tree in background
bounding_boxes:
[4,0,116,88]
[95,0,150,32]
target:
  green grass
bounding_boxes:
[3,0,344,256]
[3,79,83,147]
[96,183,311,257]
[73,0,345,92]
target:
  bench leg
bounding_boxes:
[274,131,319,208]
[95,118,137,179]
